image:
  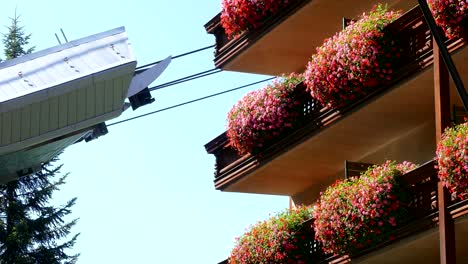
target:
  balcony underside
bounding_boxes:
[354,214,468,264]
[212,0,418,75]
[214,45,468,196]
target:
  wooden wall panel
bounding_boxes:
[20,105,31,140]
[1,74,129,149]
[49,97,59,131]
[39,101,50,134]
[113,77,123,111]
[1,112,12,145]
[58,94,68,129]
[122,76,131,101]
[95,81,105,116]
[30,102,40,138]
[104,79,114,113]
[11,109,21,143]
[76,87,86,123]
[86,85,96,119]
[67,90,77,125]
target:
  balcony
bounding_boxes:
[205,7,468,196]
[219,162,468,263]
[205,1,418,75]
[326,162,468,263]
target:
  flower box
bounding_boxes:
[229,206,321,264]
[313,161,418,254]
[436,122,468,199]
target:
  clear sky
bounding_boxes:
[0,1,288,263]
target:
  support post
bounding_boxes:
[419,0,468,111]
[434,38,456,264]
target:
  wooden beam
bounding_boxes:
[344,160,373,179]
[434,38,456,264]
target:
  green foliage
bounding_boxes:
[2,10,35,60]
[0,12,78,263]
[0,158,80,264]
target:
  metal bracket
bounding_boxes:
[418,0,468,112]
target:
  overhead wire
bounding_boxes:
[149,68,222,91]
[135,44,216,72]
[107,77,276,127]
[133,43,222,91]
[110,43,274,127]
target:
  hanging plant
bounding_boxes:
[428,0,467,39]
[227,73,310,155]
[220,0,292,39]
[229,206,317,264]
[313,161,417,254]
[436,122,468,199]
[304,4,401,108]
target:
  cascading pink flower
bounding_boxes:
[428,0,467,39]
[229,206,317,264]
[304,4,401,108]
[226,73,309,155]
[313,161,417,254]
[221,0,293,38]
[436,122,468,199]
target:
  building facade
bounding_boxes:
[204,0,467,263]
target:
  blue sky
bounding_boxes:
[0,1,288,263]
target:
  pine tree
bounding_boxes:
[0,159,80,264]
[2,10,34,60]
[0,12,80,264]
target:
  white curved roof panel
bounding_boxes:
[0,27,136,112]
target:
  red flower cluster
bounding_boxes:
[304,5,401,108]
[221,0,292,38]
[313,161,417,254]
[428,0,467,39]
[436,122,468,199]
[229,206,315,264]
[226,73,309,155]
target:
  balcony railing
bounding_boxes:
[204,0,312,70]
[205,6,467,192]
[218,162,468,263]
[327,162,468,263]
[205,1,421,74]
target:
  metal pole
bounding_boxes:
[60,28,69,43]
[418,0,468,112]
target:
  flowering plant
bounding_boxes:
[313,161,417,254]
[221,0,292,38]
[436,122,468,199]
[227,73,309,155]
[304,5,401,108]
[428,0,467,39]
[229,206,316,264]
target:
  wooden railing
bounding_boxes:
[218,162,468,263]
[204,5,467,190]
[204,0,312,69]
[216,161,467,263]
[319,162,439,263]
